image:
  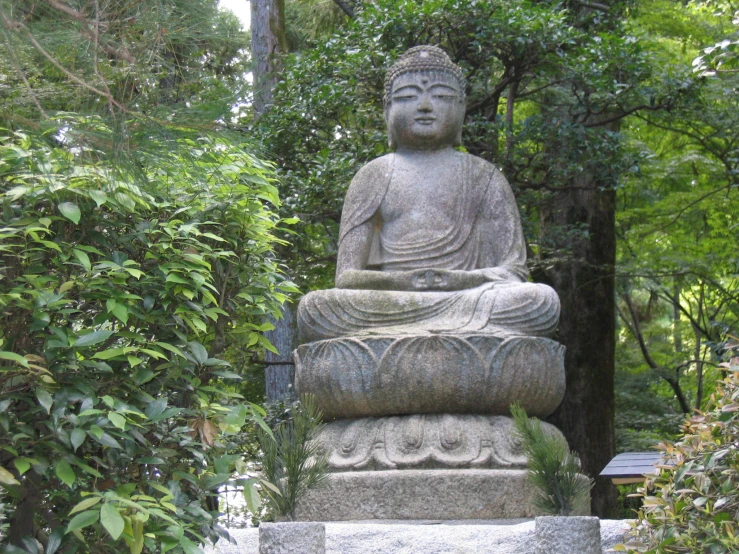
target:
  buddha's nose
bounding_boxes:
[418,94,432,112]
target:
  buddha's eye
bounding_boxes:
[433,94,458,100]
[393,94,418,101]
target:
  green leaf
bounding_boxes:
[13,458,30,475]
[188,342,208,364]
[88,189,107,207]
[74,330,113,348]
[180,537,204,554]
[73,248,91,271]
[58,202,81,224]
[70,428,86,451]
[165,273,189,285]
[144,398,167,419]
[69,496,103,515]
[100,502,125,540]
[108,412,127,430]
[95,432,123,449]
[0,465,20,486]
[250,409,274,441]
[55,459,76,487]
[36,388,54,414]
[153,342,185,357]
[243,481,261,514]
[111,304,129,324]
[93,347,134,360]
[161,537,179,554]
[66,509,99,533]
[46,527,64,554]
[0,351,29,367]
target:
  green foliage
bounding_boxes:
[617,345,739,553]
[0,118,294,553]
[257,395,328,522]
[0,0,250,124]
[613,0,739,444]
[510,403,593,516]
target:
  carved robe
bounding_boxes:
[298,152,560,342]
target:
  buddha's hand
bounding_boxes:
[411,269,487,291]
[412,268,513,291]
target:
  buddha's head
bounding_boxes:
[384,46,466,151]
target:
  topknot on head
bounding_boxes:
[384,45,466,106]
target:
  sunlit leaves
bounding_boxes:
[58,202,81,224]
[620,352,739,552]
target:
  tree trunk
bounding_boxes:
[250,0,287,117]
[542,183,619,518]
[264,304,297,402]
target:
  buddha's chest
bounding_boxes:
[380,162,464,227]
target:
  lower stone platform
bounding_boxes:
[295,469,585,521]
[205,519,631,554]
[317,415,566,471]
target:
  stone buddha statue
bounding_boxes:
[293,46,577,521]
[298,45,560,343]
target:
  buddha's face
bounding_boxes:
[385,71,465,151]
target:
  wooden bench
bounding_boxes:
[599,452,662,485]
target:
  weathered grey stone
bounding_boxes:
[288,45,579,523]
[258,522,325,554]
[317,414,567,471]
[296,335,565,418]
[295,469,589,521]
[206,519,633,554]
[296,45,561,345]
[600,518,631,551]
[535,516,602,554]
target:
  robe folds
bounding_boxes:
[298,152,560,343]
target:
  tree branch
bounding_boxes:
[577,0,611,13]
[622,291,692,413]
[1,14,127,111]
[331,0,355,19]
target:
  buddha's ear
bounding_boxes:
[454,126,463,147]
[384,106,396,149]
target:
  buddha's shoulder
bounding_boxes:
[351,155,394,183]
[455,151,501,175]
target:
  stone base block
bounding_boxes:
[295,469,571,521]
[259,522,325,554]
[295,334,565,419]
[535,516,601,554]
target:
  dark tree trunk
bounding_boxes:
[250,0,287,117]
[264,304,297,402]
[542,183,619,518]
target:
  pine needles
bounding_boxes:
[257,394,329,521]
[510,402,593,516]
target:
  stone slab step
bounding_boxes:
[205,519,631,554]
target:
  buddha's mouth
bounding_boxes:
[415,116,436,124]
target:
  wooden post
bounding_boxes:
[264,304,297,402]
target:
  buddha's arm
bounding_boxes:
[335,222,420,290]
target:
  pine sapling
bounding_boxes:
[258,394,329,521]
[510,402,593,516]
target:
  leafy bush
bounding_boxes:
[618,344,739,553]
[0,118,295,553]
[257,395,328,522]
[511,403,593,516]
